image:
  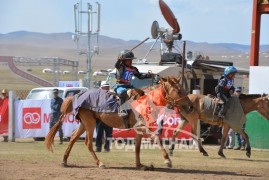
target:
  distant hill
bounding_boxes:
[0,31,268,69]
[1,31,269,53]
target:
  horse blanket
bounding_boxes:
[131,87,168,126]
[203,96,246,131]
[73,89,118,119]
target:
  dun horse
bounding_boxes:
[45,77,193,169]
[169,93,269,158]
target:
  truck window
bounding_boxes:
[27,90,64,99]
[106,74,153,89]
[65,90,81,98]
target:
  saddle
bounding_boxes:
[205,94,224,118]
[206,94,224,104]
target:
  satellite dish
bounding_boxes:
[151,20,159,39]
[159,0,180,33]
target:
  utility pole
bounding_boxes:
[181,41,186,87]
[73,0,100,88]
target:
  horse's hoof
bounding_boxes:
[137,165,148,171]
[61,162,67,167]
[136,165,153,171]
[99,164,106,169]
[203,152,209,156]
[165,160,172,168]
[149,164,154,171]
[246,147,251,158]
[218,152,226,159]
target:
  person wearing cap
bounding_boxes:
[115,49,152,118]
[1,89,8,142]
[1,89,8,99]
[233,87,246,150]
[100,82,110,91]
[95,83,113,152]
[50,88,64,144]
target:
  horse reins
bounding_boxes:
[160,81,190,113]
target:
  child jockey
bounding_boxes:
[115,49,152,117]
[215,66,237,118]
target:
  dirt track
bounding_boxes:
[1,140,269,180]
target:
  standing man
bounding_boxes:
[95,82,113,152]
[233,87,246,150]
[50,89,64,144]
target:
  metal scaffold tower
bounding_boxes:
[73,0,101,88]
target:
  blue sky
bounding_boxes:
[0,0,268,45]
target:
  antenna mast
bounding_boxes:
[73,0,101,88]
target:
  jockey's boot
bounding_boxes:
[118,91,128,118]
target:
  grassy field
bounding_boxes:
[0,138,269,180]
[0,65,105,92]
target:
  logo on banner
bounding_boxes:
[22,107,41,129]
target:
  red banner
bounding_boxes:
[113,107,191,140]
[0,98,9,135]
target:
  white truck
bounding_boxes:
[26,87,88,100]
[105,64,181,90]
[26,87,88,141]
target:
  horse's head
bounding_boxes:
[160,76,194,114]
[257,94,269,120]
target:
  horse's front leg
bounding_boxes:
[154,135,172,168]
[169,119,188,156]
[238,129,251,158]
[218,124,230,158]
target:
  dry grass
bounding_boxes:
[0,138,269,179]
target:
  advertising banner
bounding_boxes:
[59,81,80,87]
[14,99,86,138]
[113,107,191,140]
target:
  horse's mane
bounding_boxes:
[239,94,267,99]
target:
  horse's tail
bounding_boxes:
[45,96,74,152]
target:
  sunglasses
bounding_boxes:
[236,91,241,93]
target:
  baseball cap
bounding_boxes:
[100,81,110,88]
[1,89,7,94]
[235,87,241,92]
[53,88,59,93]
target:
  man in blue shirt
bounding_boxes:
[50,89,64,144]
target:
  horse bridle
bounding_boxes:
[161,81,192,114]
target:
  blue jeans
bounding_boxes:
[236,123,246,146]
[115,84,133,95]
[95,121,113,151]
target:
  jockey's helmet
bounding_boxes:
[118,50,137,60]
[224,66,237,76]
